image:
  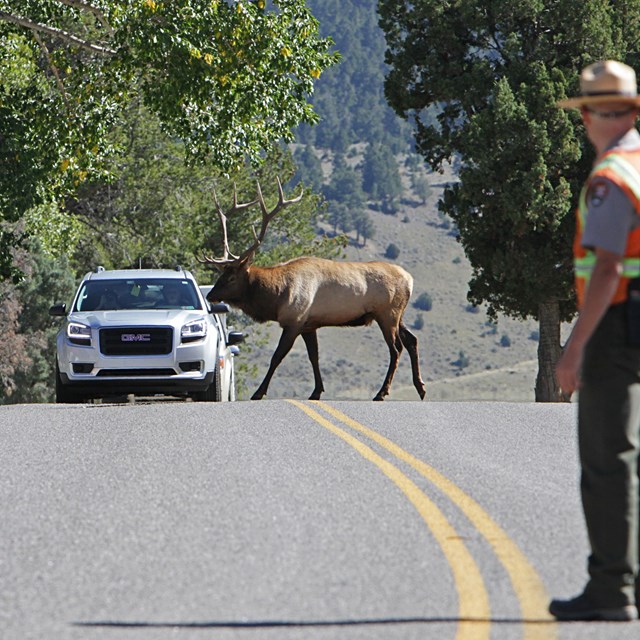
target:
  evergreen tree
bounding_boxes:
[352,210,375,246]
[379,0,640,401]
[323,153,366,209]
[293,144,324,191]
[361,143,403,212]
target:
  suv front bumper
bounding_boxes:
[57,333,218,398]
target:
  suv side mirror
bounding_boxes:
[209,302,230,314]
[228,331,244,346]
[49,303,67,317]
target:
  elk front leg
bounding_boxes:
[252,326,299,400]
[302,330,324,400]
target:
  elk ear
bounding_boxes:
[239,254,254,268]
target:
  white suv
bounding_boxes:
[49,267,243,403]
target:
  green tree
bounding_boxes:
[412,174,432,205]
[322,153,366,209]
[379,0,640,401]
[64,106,340,277]
[293,143,324,191]
[0,0,339,277]
[352,209,375,246]
[361,142,403,212]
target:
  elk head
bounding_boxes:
[197,178,303,304]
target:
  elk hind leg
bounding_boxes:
[373,321,401,401]
[399,322,426,400]
[302,330,324,400]
[252,327,299,400]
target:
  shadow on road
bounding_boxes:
[75,616,557,628]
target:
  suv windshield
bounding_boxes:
[74,279,202,311]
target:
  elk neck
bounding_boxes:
[227,264,283,324]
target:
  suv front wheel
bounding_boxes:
[55,362,84,404]
[193,363,222,402]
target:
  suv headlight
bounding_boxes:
[67,322,92,345]
[181,317,207,343]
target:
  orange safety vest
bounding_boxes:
[574,149,640,307]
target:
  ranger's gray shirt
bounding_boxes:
[582,128,640,254]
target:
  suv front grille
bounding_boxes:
[99,327,173,356]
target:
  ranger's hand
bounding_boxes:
[556,342,583,397]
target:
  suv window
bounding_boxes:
[75,279,202,311]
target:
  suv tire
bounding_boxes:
[194,363,222,402]
[55,362,84,404]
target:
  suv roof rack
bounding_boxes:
[95,266,105,273]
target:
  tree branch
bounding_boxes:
[55,0,113,34]
[0,11,116,55]
[33,31,75,118]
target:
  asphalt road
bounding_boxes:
[1,399,638,640]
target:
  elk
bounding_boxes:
[198,179,426,401]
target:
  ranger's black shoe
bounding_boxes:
[549,593,638,621]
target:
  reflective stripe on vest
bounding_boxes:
[574,153,640,286]
[574,253,640,279]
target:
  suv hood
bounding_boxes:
[69,309,206,327]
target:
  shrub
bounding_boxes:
[500,333,511,347]
[453,350,470,370]
[385,243,400,259]
[413,314,424,330]
[414,292,432,311]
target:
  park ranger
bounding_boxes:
[552,60,640,621]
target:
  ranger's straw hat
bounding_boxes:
[558,60,640,109]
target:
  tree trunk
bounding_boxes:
[535,301,571,402]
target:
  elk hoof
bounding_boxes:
[251,390,265,400]
[372,394,385,402]
[308,392,322,401]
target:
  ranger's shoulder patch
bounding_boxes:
[587,178,609,207]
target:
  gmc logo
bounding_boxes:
[121,333,152,342]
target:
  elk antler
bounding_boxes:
[197,184,258,266]
[237,177,304,263]
[197,177,304,267]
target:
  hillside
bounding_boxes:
[237,158,569,402]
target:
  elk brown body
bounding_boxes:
[199,180,426,401]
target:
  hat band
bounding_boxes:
[584,90,638,98]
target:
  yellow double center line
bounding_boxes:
[288,400,556,640]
